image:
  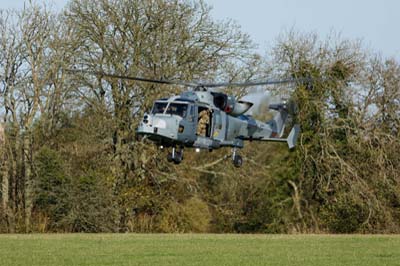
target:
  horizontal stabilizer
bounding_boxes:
[258,124,301,149]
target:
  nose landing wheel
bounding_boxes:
[167,147,184,164]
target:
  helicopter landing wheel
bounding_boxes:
[168,147,184,164]
[233,154,243,168]
[232,147,243,167]
[173,151,183,164]
[167,153,174,162]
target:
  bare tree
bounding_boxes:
[0,4,71,231]
[0,9,25,232]
[63,0,257,230]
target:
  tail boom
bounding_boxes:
[259,124,300,149]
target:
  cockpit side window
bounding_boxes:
[151,102,168,114]
[166,103,188,117]
[189,105,195,121]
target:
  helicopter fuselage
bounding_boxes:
[136,92,273,148]
[136,90,299,166]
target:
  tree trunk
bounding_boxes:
[1,125,10,232]
[0,123,16,232]
[23,134,33,233]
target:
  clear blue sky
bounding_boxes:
[207,0,399,60]
[1,0,399,60]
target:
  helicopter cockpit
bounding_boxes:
[151,101,168,114]
[137,98,198,148]
[151,101,189,118]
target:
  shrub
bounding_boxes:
[159,197,211,233]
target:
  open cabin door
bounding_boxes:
[211,110,224,142]
[184,104,197,138]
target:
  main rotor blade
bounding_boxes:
[66,69,312,89]
[198,77,312,88]
[65,69,198,87]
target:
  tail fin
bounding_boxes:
[268,103,288,138]
[287,124,301,149]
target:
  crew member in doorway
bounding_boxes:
[197,109,211,136]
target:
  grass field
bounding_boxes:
[0,234,399,266]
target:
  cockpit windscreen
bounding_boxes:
[166,103,188,117]
[151,102,168,114]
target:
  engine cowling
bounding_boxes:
[212,92,253,116]
[230,100,253,116]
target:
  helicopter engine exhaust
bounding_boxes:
[229,100,253,116]
[212,92,253,116]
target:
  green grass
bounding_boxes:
[0,234,400,266]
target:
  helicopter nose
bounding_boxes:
[142,114,149,124]
[136,115,181,141]
[152,117,167,129]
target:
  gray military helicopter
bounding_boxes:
[72,70,305,167]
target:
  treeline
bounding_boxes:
[0,0,399,233]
